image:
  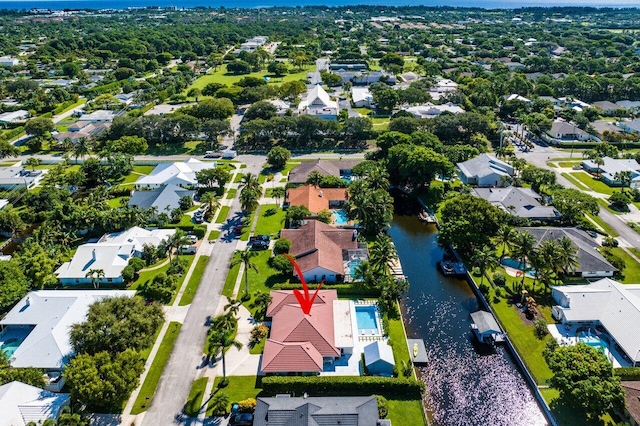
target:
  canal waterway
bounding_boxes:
[388,213,548,426]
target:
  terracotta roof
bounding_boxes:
[288,160,361,184]
[280,220,358,276]
[622,381,640,424]
[266,289,334,318]
[286,185,349,214]
[260,340,323,373]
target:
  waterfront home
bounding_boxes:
[457,154,514,187]
[135,158,216,188]
[518,227,617,278]
[0,381,70,425]
[254,396,382,425]
[127,184,195,214]
[55,227,175,285]
[581,156,640,188]
[280,220,360,283]
[363,340,395,376]
[0,290,135,391]
[0,161,46,190]
[297,85,339,120]
[551,278,640,365]
[471,187,561,221]
[288,159,360,185]
[285,185,349,214]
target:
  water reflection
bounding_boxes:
[389,215,547,426]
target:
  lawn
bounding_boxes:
[249,336,266,355]
[387,399,426,426]
[131,322,182,414]
[608,247,640,283]
[222,262,241,298]
[239,250,290,302]
[557,161,582,168]
[253,204,286,238]
[354,107,372,116]
[130,255,195,299]
[208,230,221,241]
[178,255,210,306]
[209,376,262,416]
[387,315,411,377]
[585,213,619,237]
[187,63,315,93]
[560,172,590,191]
[540,388,618,426]
[281,161,301,177]
[226,188,237,199]
[216,206,230,223]
[184,377,208,417]
[233,173,245,183]
[570,172,615,195]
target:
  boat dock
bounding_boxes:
[439,259,466,276]
[470,311,505,345]
[407,339,428,364]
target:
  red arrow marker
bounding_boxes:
[284,254,323,315]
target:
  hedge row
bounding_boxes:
[2,126,24,140]
[162,224,207,239]
[614,367,640,381]
[272,283,381,297]
[261,376,424,397]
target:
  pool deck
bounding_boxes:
[548,323,631,368]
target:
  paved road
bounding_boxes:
[141,158,263,425]
[514,144,640,248]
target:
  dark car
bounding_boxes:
[230,413,254,426]
[250,240,269,250]
[250,235,271,243]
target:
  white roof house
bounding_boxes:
[78,109,120,123]
[431,78,458,93]
[0,110,29,124]
[0,381,70,425]
[351,87,373,108]
[402,102,464,119]
[298,85,339,120]
[55,227,175,285]
[0,161,46,190]
[135,158,217,188]
[581,156,640,188]
[0,290,134,391]
[504,94,531,104]
[0,56,20,67]
[268,99,291,116]
[457,154,514,187]
[552,278,640,363]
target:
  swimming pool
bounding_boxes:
[1,338,24,357]
[341,175,352,184]
[333,209,349,225]
[579,335,607,353]
[348,258,363,278]
[501,257,536,276]
[355,305,380,334]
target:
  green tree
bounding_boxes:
[373,89,399,114]
[544,343,624,418]
[510,231,537,284]
[0,260,29,312]
[70,296,164,355]
[495,225,515,259]
[379,53,405,72]
[370,233,398,276]
[24,117,54,137]
[267,146,291,170]
[140,272,176,304]
[200,192,220,220]
[471,245,499,285]
[0,207,25,240]
[25,157,41,170]
[196,167,231,190]
[286,205,310,227]
[316,209,333,224]
[230,248,259,296]
[551,188,599,224]
[245,101,277,121]
[187,87,202,102]
[272,187,286,207]
[206,327,242,381]
[105,135,148,155]
[85,268,105,289]
[251,291,272,321]
[0,140,20,159]
[609,191,631,212]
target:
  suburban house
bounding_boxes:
[401,102,464,118]
[619,119,640,135]
[592,100,619,115]
[616,101,640,113]
[457,154,514,187]
[0,110,29,124]
[51,122,109,145]
[581,156,640,188]
[591,120,624,138]
[0,381,70,425]
[551,278,640,365]
[328,63,367,72]
[0,290,135,391]
[0,161,46,190]
[430,77,458,94]
[297,85,339,120]
[127,184,195,213]
[334,70,395,85]
[558,97,591,111]
[253,396,383,426]
[78,109,120,123]
[546,119,598,142]
[504,94,531,104]
[0,56,20,67]
[288,159,361,185]
[621,382,640,426]
[55,227,175,285]
[471,187,561,220]
[518,227,617,278]
[135,158,217,188]
[363,340,395,376]
[285,185,349,214]
[267,99,291,116]
[280,220,361,283]
[240,36,268,52]
[352,87,374,108]
[261,290,346,374]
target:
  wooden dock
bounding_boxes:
[407,339,428,364]
[439,259,466,276]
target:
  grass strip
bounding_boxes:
[216,206,230,224]
[178,256,210,306]
[560,172,590,191]
[226,188,237,199]
[208,230,221,241]
[222,262,241,297]
[184,377,208,417]
[131,322,182,414]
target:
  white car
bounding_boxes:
[188,235,198,244]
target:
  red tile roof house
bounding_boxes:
[280,220,359,283]
[260,289,355,375]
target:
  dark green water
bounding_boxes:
[389,214,547,426]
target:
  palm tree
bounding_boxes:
[306,171,324,187]
[239,188,260,213]
[73,138,90,163]
[510,230,536,284]
[353,260,374,285]
[167,230,191,260]
[85,268,105,289]
[252,291,272,321]
[239,173,261,194]
[200,192,220,220]
[594,156,604,178]
[471,245,498,285]
[230,248,259,296]
[224,298,242,316]
[369,233,398,276]
[206,328,242,381]
[272,187,286,206]
[25,157,41,171]
[495,225,515,259]
[557,236,579,279]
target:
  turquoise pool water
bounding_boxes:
[1,338,23,357]
[333,209,348,225]
[355,305,379,333]
[579,335,607,353]
[501,258,536,276]
[348,259,362,278]
[341,175,352,184]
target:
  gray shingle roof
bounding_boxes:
[288,160,361,184]
[470,311,501,335]
[472,187,561,219]
[254,396,379,426]
[518,227,617,274]
[457,154,513,180]
[128,184,194,211]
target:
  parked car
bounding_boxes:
[180,245,197,254]
[230,413,254,426]
[222,150,237,159]
[193,216,204,224]
[188,235,198,244]
[585,230,598,238]
[250,235,270,243]
[204,151,222,158]
[250,240,269,250]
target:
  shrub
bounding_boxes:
[492,272,506,287]
[237,398,256,412]
[272,283,381,297]
[375,395,389,418]
[614,367,640,381]
[121,265,135,283]
[317,209,333,224]
[273,238,291,255]
[167,257,188,275]
[209,392,229,415]
[472,266,481,276]
[494,287,504,298]
[478,282,490,295]
[260,376,424,397]
[128,257,146,272]
[250,324,268,346]
[534,319,549,339]
[271,254,294,274]
[140,273,176,304]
